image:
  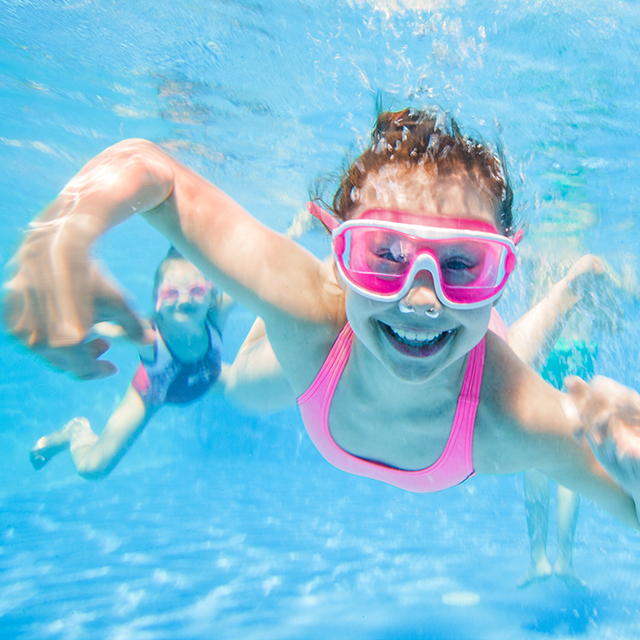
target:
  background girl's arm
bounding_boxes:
[508,254,619,370]
[68,386,154,480]
[208,292,237,332]
[4,140,343,381]
[31,385,154,480]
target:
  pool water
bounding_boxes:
[2,1,640,638]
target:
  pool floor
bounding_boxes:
[2,456,639,640]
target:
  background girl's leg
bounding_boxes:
[554,485,587,590]
[518,469,553,588]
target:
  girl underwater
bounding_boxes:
[28,248,235,480]
[223,252,624,593]
[5,107,640,529]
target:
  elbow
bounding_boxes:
[100,139,176,207]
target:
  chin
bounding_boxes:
[383,353,449,384]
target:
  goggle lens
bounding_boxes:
[335,226,516,306]
[158,282,210,304]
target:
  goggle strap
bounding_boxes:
[307,201,340,231]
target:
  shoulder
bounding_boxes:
[261,261,347,394]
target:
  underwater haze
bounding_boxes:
[2,1,640,638]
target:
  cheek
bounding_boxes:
[470,305,494,330]
[456,305,494,345]
[343,291,388,340]
[344,290,373,321]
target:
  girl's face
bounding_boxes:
[155,260,214,327]
[343,166,500,384]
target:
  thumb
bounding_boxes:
[93,273,147,343]
[563,375,592,414]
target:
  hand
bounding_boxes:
[3,220,147,380]
[564,375,640,493]
[564,254,625,334]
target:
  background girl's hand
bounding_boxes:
[564,254,640,334]
[3,221,147,379]
[564,375,640,494]
[564,255,623,333]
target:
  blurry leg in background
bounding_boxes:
[518,469,553,589]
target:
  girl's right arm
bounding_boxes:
[225,316,297,413]
[3,139,344,383]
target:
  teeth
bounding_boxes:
[391,327,439,342]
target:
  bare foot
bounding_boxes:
[517,559,553,589]
[554,564,588,591]
[29,417,88,470]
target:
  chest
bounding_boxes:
[325,363,467,471]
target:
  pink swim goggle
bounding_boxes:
[308,203,522,309]
[155,280,212,311]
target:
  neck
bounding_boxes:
[156,317,210,362]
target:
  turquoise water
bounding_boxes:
[2,1,640,638]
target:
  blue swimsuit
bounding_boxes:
[132,321,222,407]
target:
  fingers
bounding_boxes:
[35,339,118,380]
[565,375,640,470]
[564,375,621,445]
[93,269,147,343]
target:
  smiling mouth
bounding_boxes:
[380,322,455,356]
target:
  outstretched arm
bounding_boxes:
[30,384,153,480]
[503,255,640,527]
[3,139,343,382]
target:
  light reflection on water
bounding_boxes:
[2,0,640,637]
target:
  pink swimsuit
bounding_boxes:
[297,309,508,493]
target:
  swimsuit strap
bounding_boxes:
[297,322,353,413]
[446,336,484,478]
[297,323,486,492]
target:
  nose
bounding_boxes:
[176,288,193,304]
[399,270,443,315]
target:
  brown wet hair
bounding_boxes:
[152,247,189,304]
[325,108,515,236]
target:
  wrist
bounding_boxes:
[25,213,102,254]
[547,276,580,315]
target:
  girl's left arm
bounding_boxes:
[483,339,640,529]
[563,375,640,524]
[210,292,237,331]
[522,378,640,529]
